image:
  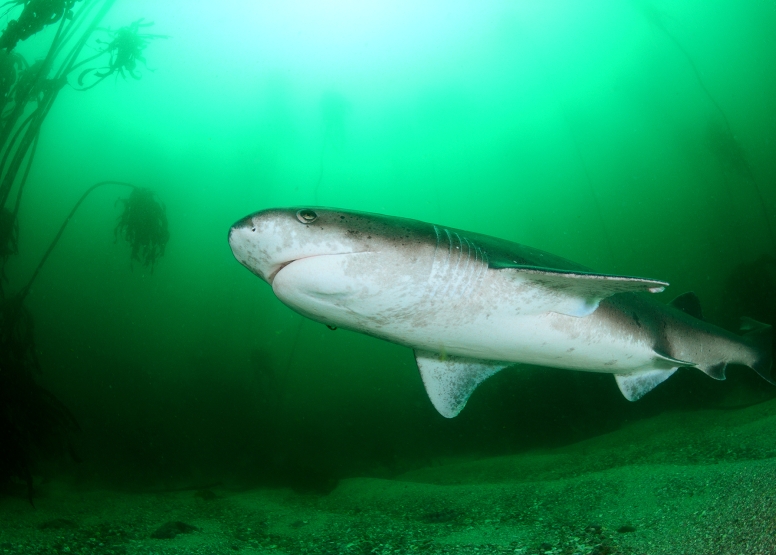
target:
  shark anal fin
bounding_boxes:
[615,351,696,400]
[698,362,727,381]
[615,368,678,401]
[493,265,668,318]
[414,350,510,418]
[669,292,704,320]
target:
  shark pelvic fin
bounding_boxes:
[414,350,510,418]
[493,265,668,318]
[615,368,678,401]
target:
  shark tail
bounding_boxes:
[740,317,775,385]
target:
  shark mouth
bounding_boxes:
[267,260,295,283]
[268,251,371,284]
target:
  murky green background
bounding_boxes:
[6,0,775,489]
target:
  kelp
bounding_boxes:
[0,0,167,503]
[0,0,82,50]
[0,206,17,259]
[0,49,24,114]
[2,180,168,503]
[115,186,169,270]
[18,181,169,302]
[634,1,775,254]
[0,207,17,290]
[0,0,164,212]
[12,59,45,106]
[0,295,36,370]
[0,295,79,505]
[706,117,753,181]
[75,18,167,90]
[705,115,776,252]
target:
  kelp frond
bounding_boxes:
[74,18,167,90]
[114,186,169,270]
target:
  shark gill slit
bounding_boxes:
[475,242,488,290]
[472,242,488,292]
[440,231,465,297]
[458,236,474,295]
[437,228,455,292]
[459,237,479,297]
[428,225,449,300]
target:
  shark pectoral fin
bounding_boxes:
[414,350,510,418]
[496,266,668,318]
[615,368,678,401]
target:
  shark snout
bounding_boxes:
[228,207,368,286]
[229,214,255,239]
[228,216,269,282]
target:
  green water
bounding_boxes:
[2,0,775,491]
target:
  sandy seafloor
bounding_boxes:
[2,397,776,555]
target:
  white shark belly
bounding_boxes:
[368,306,658,374]
[273,252,657,375]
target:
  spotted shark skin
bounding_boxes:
[229,207,774,418]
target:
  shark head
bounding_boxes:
[229,207,350,284]
[228,206,435,284]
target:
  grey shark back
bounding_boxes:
[228,207,774,418]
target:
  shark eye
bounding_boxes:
[296,209,318,224]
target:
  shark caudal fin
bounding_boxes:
[740,317,775,385]
[689,318,774,385]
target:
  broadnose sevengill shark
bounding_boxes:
[228,207,774,418]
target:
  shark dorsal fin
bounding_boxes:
[491,264,668,318]
[669,292,704,320]
[414,350,510,418]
